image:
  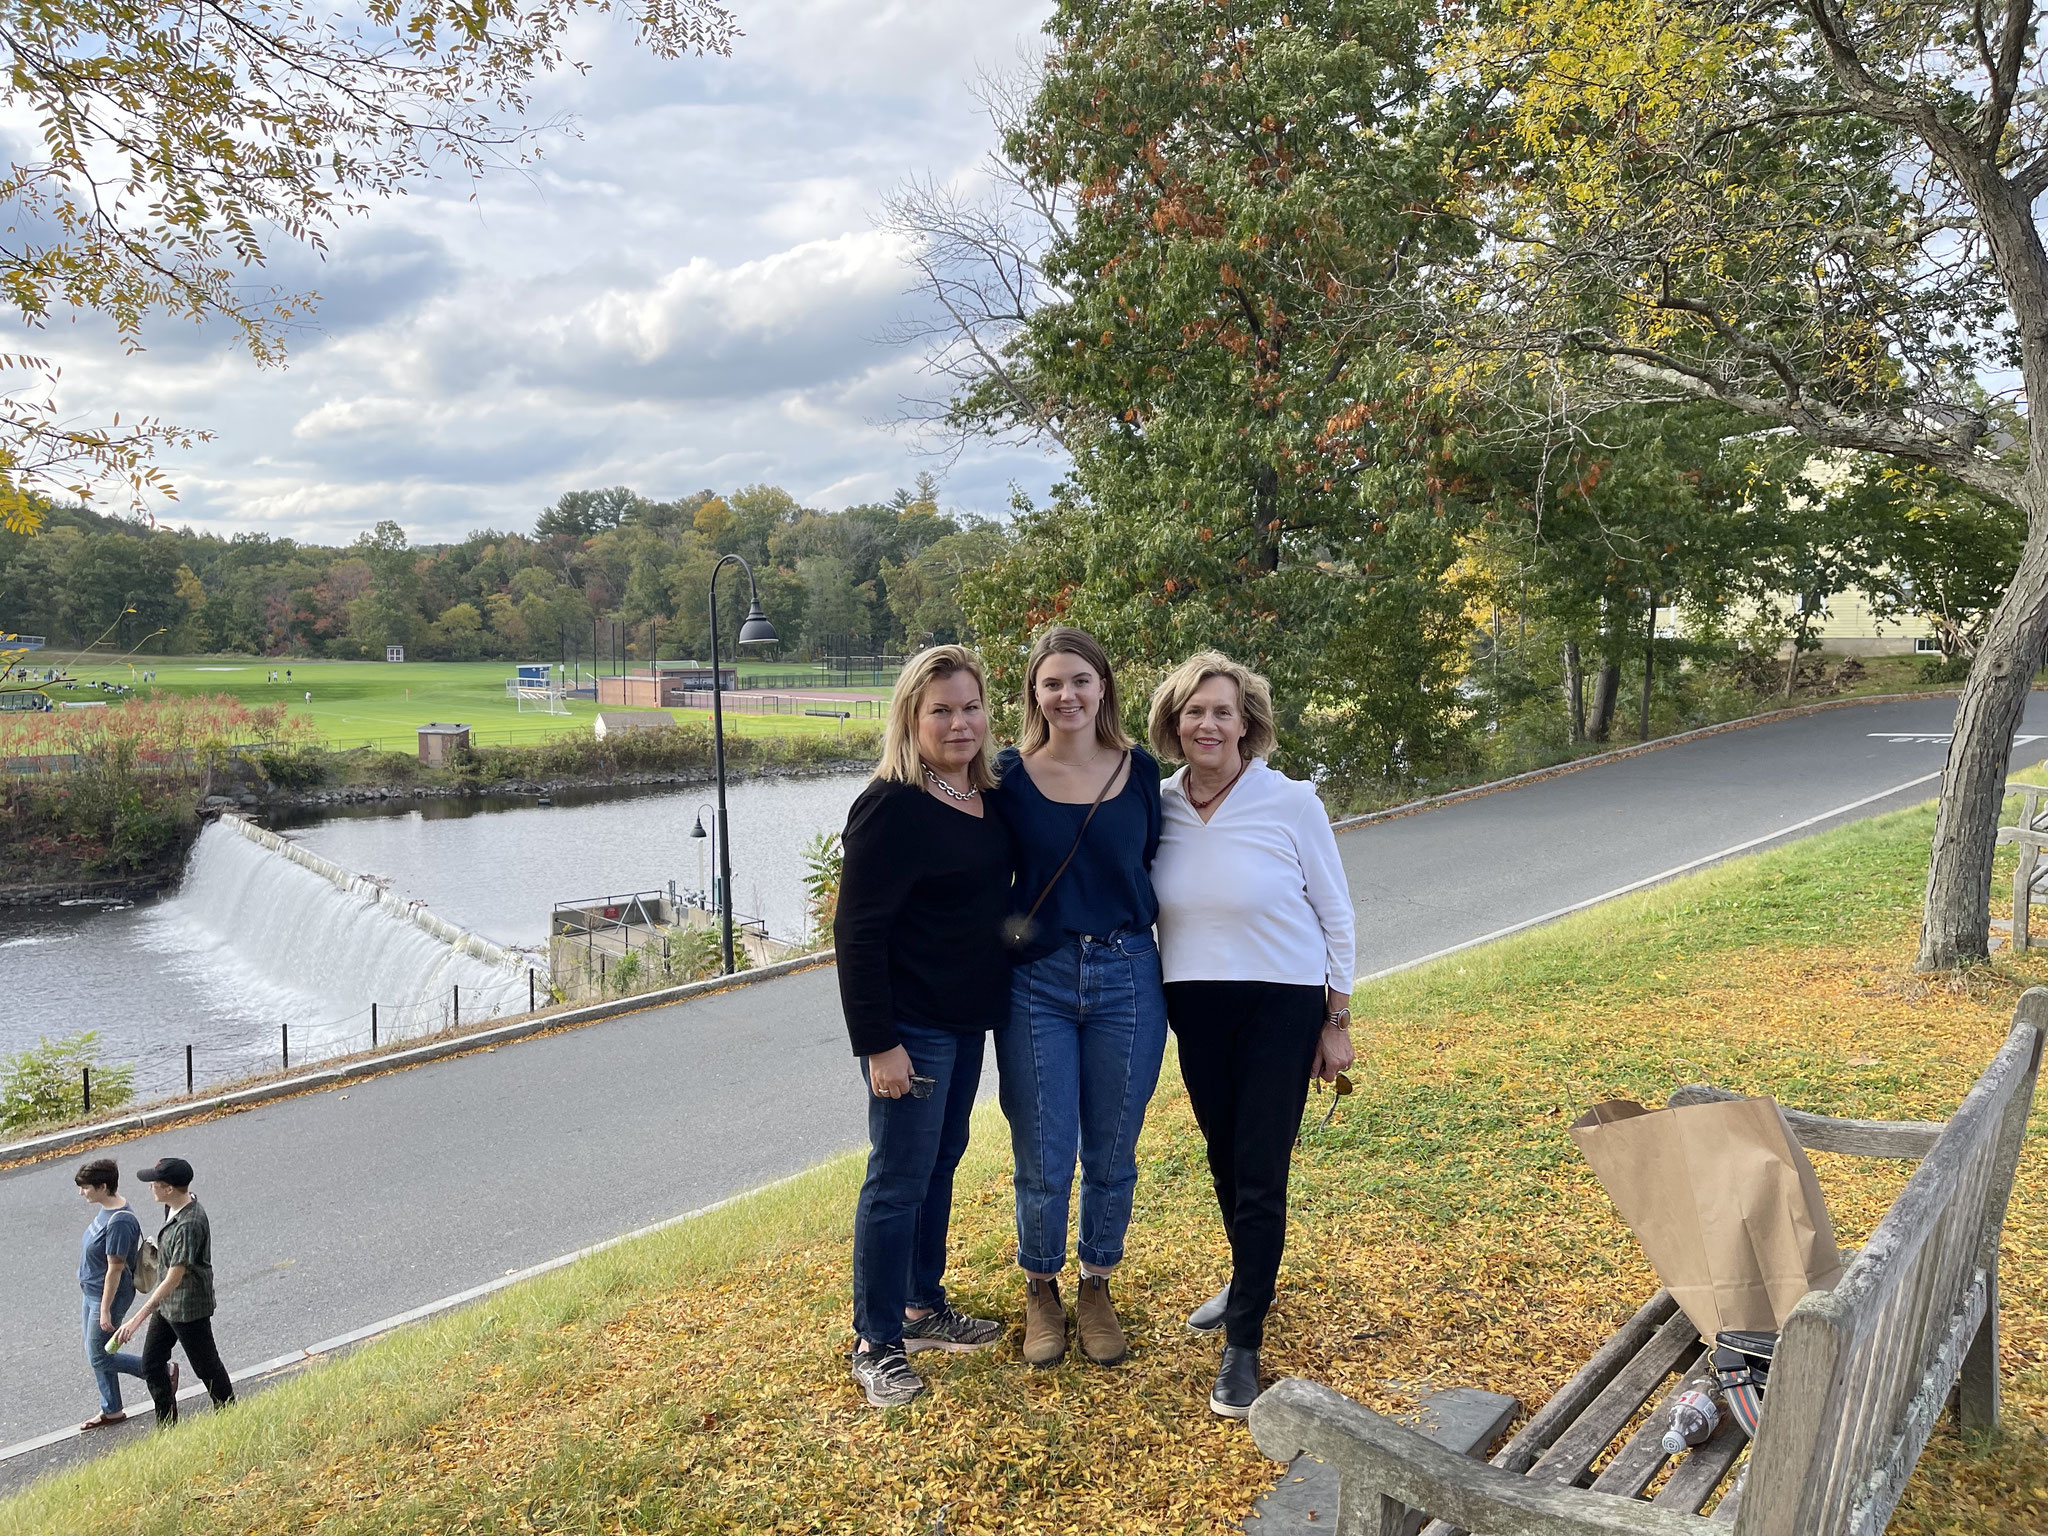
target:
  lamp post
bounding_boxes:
[707,554,779,973]
[688,803,718,918]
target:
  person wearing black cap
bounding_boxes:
[110,1157,234,1423]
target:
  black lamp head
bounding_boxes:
[737,599,778,648]
[690,813,707,839]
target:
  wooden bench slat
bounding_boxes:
[1590,1361,1719,1500]
[1417,1292,1682,1536]
[1712,1467,1746,1524]
[1530,1311,1703,1486]
[1666,1085,1942,1159]
[1651,1417,1747,1514]
[1492,1290,1680,1475]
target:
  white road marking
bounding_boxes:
[1868,733,2043,745]
[1354,770,1946,985]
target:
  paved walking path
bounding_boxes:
[2,692,2039,1467]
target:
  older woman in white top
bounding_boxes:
[1147,650,1356,1420]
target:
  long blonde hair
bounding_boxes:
[1017,626,1132,755]
[876,644,999,791]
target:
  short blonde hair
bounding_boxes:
[1018,626,1133,754]
[876,644,999,791]
[1147,650,1277,763]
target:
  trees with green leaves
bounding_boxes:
[1438,0,2048,967]
[917,1,1497,781]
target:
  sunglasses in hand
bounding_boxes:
[1305,1071,1354,1135]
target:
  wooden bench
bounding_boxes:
[1249,991,2044,1536]
[1995,783,2048,951]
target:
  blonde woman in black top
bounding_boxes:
[834,644,1012,1408]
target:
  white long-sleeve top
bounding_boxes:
[1152,758,1356,990]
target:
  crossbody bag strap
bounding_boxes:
[1017,749,1129,931]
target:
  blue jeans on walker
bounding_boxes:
[83,1289,145,1415]
[996,930,1168,1274]
[851,1018,985,1348]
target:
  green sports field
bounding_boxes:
[35,657,890,747]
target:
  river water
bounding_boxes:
[0,772,867,1097]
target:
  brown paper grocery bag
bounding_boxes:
[1570,1096,1842,1338]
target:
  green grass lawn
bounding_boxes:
[29,658,888,747]
[5,803,2044,1534]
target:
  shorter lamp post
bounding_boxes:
[708,554,779,973]
[688,803,719,919]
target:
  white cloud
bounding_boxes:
[571,230,909,364]
[26,1,1062,544]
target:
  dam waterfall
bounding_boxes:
[138,818,535,1065]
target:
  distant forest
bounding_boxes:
[0,475,1007,663]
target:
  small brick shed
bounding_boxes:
[417,723,471,767]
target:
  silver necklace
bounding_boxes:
[925,768,980,803]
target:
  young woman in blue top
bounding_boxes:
[993,626,1165,1369]
[73,1157,146,1429]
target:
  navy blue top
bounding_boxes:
[994,745,1162,962]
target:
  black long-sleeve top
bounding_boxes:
[833,778,1012,1056]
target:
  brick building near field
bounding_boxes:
[595,665,736,709]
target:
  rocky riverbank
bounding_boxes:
[0,871,180,908]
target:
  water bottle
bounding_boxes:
[1661,1388,1721,1454]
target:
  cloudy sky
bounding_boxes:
[35,1,1062,546]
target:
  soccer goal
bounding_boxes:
[517,683,570,716]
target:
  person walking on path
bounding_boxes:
[111,1157,235,1425]
[835,645,1012,1408]
[74,1158,147,1430]
[1146,652,1356,1418]
[992,626,1166,1370]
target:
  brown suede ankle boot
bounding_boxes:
[1075,1272,1127,1366]
[1023,1277,1067,1368]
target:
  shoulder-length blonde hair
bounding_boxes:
[1018,626,1133,754]
[1147,650,1277,763]
[876,644,999,791]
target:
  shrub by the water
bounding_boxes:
[256,743,331,788]
[801,831,843,948]
[1,1031,134,1131]
[454,723,880,786]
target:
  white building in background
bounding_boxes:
[1704,453,1945,657]
[1787,589,1940,657]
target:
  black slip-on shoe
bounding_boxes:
[1209,1345,1261,1419]
[1187,1282,1231,1332]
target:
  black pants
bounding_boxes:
[1166,980,1325,1349]
[142,1313,234,1423]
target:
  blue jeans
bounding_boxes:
[83,1289,144,1415]
[851,1019,985,1349]
[996,930,1168,1274]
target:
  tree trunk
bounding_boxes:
[1563,641,1585,742]
[1251,461,1281,572]
[1917,511,2048,969]
[1587,659,1619,742]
